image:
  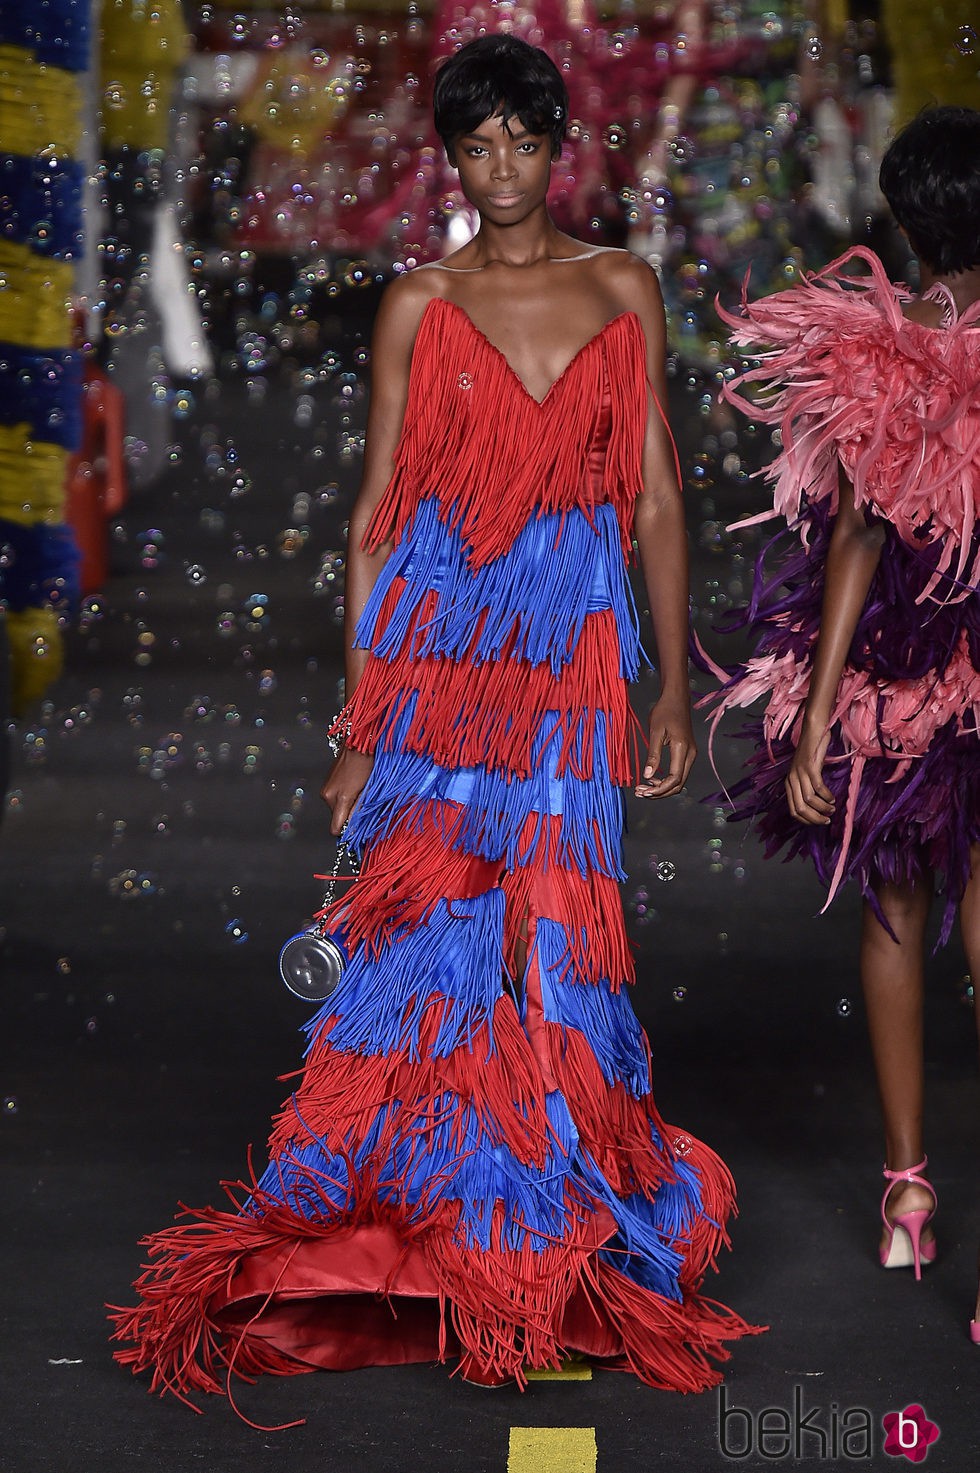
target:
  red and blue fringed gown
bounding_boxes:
[703,248,980,941]
[111,295,758,1405]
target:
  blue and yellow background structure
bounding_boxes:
[0,0,88,714]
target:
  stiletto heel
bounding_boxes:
[879,1156,937,1280]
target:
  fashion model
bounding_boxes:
[112,34,758,1406]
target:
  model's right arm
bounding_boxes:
[320,275,434,834]
[785,466,885,824]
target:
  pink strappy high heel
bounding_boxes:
[879,1157,937,1280]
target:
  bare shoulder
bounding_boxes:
[374,265,449,345]
[590,247,665,317]
[902,297,945,329]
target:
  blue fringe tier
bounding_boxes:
[534,918,650,1094]
[358,497,644,680]
[347,709,626,881]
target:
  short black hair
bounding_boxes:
[879,106,980,274]
[433,35,567,162]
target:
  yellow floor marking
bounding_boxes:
[507,1427,597,1473]
[524,1364,593,1381]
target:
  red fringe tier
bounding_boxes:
[347,600,635,783]
[364,298,648,568]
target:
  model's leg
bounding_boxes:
[959,844,980,1326]
[860,877,935,1248]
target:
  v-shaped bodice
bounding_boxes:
[365,296,649,567]
[435,298,637,406]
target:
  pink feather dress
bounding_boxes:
[702,247,980,939]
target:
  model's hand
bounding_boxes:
[635,696,696,799]
[320,748,374,836]
[785,726,834,824]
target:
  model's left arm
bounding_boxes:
[616,256,696,798]
[785,466,885,824]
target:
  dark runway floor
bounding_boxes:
[1,298,977,1472]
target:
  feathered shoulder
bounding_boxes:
[720,246,980,602]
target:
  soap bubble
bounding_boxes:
[805,34,823,61]
[672,986,687,1002]
[277,528,306,558]
[225,919,249,944]
[243,593,269,629]
[138,529,164,570]
[698,520,727,554]
[656,860,676,883]
[955,24,976,54]
[836,998,852,1018]
[343,261,371,288]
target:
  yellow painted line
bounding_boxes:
[524,1364,593,1381]
[507,1428,597,1473]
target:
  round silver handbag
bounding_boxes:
[278,926,347,1002]
[278,840,357,1001]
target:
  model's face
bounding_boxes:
[452,112,552,223]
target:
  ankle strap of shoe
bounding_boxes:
[883,1155,929,1183]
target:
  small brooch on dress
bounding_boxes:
[457,371,473,390]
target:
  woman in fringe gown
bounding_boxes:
[111,34,759,1406]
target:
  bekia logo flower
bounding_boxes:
[882,1404,940,1462]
